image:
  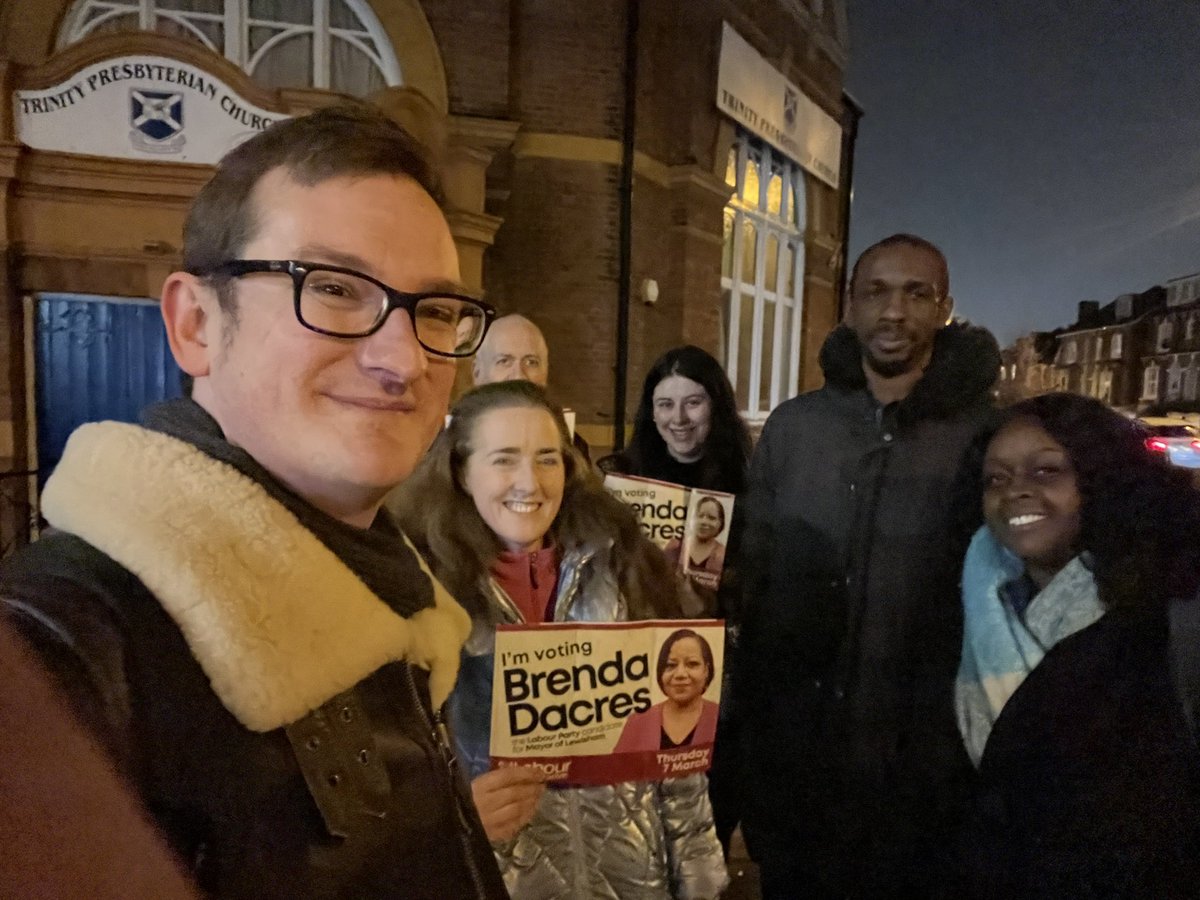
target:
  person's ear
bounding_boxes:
[940,293,956,324]
[161,272,218,378]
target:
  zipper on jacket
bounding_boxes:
[402,664,489,900]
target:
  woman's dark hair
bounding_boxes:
[621,346,751,493]
[655,628,716,692]
[695,495,726,537]
[992,393,1200,609]
[391,381,684,621]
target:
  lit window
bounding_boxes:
[1094,336,1103,360]
[1111,332,1122,359]
[720,131,806,421]
[1061,339,1077,365]
[58,0,401,95]
[1187,315,1196,342]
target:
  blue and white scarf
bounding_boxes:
[955,526,1106,767]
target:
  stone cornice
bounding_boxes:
[667,164,735,204]
[15,149,209,200]
[510,132,674,188]
[447,115,521,154]
[18,242,181,266]
[445,208,504,248]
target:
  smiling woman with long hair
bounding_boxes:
[600,346,751,854]
[390,381,727,900]
[956,393,1200,896]
[600,345,751,494]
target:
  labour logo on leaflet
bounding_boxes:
[129,89,186,153]
[783,87,798,129]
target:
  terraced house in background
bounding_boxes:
[1000,269,1200,415]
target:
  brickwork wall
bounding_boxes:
[420,0,510,118]
[486,156,622,424]
[507,0,626,139]
[457,0,848,433]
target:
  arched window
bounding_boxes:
[58,0,402,96]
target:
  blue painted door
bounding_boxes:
[35,294,183,480]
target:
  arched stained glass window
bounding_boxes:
[58,0,402,96]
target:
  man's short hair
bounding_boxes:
[849,233,950,299]
[183,104,442,313]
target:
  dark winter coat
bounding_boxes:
[0,410,507,900]
[732,322,1000,894]
[958,607,1200,898]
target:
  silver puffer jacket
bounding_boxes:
[447,542,728,900]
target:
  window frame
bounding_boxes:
[1142,362,1160,401]
[59,0,402,93]
[721,132,806,423]
[1157,319,1174,353]
[1167,356,1184,401]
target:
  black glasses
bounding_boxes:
[203,259,496,358]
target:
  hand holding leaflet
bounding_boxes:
[470,767,547,843]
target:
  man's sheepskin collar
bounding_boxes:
[40,421,470,733]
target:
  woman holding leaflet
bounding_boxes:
[392,381,726,900]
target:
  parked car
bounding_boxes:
[1138,417,1200,469]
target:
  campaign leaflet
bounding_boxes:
[490,620,724,785]
[603,474,735,589]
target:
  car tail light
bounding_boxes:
[1192,440,1200,452]
[1146,437,1169,453]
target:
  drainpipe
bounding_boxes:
[836,90,863,318]
[613,0,639,451]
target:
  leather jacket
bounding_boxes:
[0,418,507,899]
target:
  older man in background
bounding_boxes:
[472,313,549,387]
[472,312,591,461]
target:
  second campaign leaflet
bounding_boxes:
[602,473,735,590]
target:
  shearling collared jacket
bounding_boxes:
[447,542,729,900]
[731,322,1000,895]
[0,409,507,900]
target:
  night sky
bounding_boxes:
[845,0,1200,345]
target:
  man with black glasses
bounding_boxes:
[0,105,508,899]
[732,234,1001,897]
